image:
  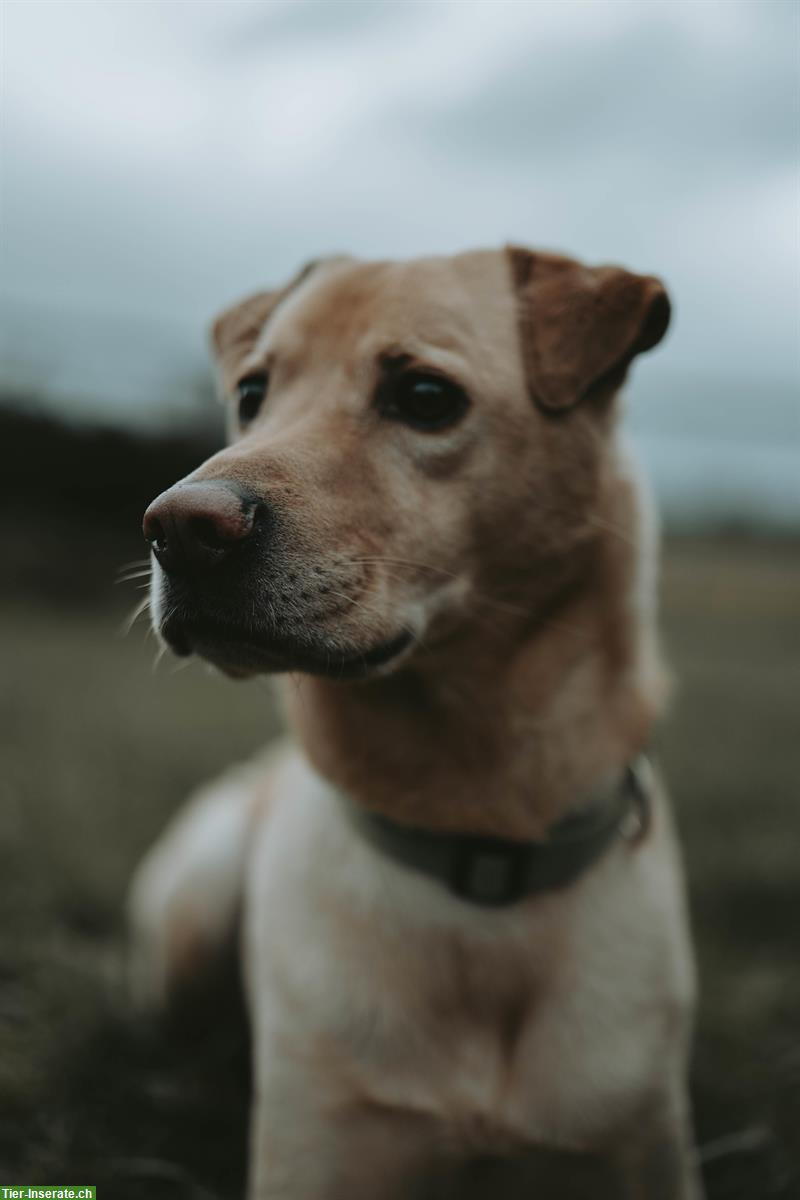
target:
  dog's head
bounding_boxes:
[145,248,669,679]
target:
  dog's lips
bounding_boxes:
[162,613,413,680]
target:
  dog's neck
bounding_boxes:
[284,470,666,841]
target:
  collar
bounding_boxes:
[346,756,652,908]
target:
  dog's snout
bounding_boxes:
[143,481,261,573]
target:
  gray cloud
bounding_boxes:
[389,14,797,174]
[216,0,409,53]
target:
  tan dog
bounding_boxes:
[129,248,701,1198]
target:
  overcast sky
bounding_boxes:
[3,0,798,387]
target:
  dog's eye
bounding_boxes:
[236,372,269,425]
[381,372,469,432]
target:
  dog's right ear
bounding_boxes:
[208,260,324,391]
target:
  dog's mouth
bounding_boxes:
[161,612,414,680]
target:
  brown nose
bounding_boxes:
[143,481,261,573]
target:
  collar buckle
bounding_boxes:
[450,838,531,906]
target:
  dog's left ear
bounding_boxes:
[209,260,323,389]
[507,247,671,413]
[210,290,281,377]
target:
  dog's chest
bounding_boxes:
[245,754,681,1150]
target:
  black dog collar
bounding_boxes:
[348,757,651,908]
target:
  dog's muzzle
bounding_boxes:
[143,478,415,678]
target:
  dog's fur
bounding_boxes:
[129,248,701,1198]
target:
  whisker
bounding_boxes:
[325,588,380,620]
[118,579,152,592]
[117,557,150,573]
[121,597,151,636]
[169,658,193,675]
[116,569,152,585]
[348,556,459,578]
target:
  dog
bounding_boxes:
[128,247,701,1198]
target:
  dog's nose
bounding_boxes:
[143,481,261,573]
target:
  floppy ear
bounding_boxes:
[209,290,281,387]
[210,290,279,356]
[507,246,671,413]
[208,260,324,390]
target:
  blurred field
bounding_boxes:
[0,536,798,1197]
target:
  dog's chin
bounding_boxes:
[160,614,414,682]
